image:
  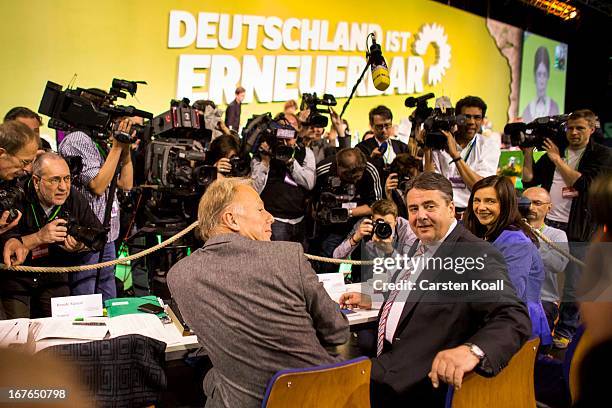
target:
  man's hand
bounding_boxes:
[441,130,460,159]
[353,219,373,243]
[36,219,68,244]
[111,118,134,150]
[62,235,85,252]
[329,107,346,137]
[0,210,21,235]
[338,292,372,310]
[543,138,562,165]
[259,142,272,166]
[215,158,232,174]
[428,345,480,390]
[370,147,383,159]
[3,238,29,267]
[385,173,399,200]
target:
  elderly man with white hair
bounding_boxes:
[167,177,349,408]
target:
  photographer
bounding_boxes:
[0,121,40,242]
[0,153,105,318]
[384,153,423,219]
[312,148,383,273]
[251,116,315,244]
[333,199,416,281]
[204,134,243,179]
[356,105,409,178]
[422,96,501,216]
[300,106,351,164]
[521,109,612,347]
[58,116,135,300]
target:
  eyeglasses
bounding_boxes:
[463,114,483,121]
[373,123,393,131]
[38,175,72,186]
[10,154,34,167]
[530,200,550,207]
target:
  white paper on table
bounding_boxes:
[107,314,182,346]
[317,272,348,302]
[0,319,29,346]
[33,318,108,341]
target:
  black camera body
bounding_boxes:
[423,108,466,150]
[316,176,356,225]
[60,210,108,252]
[150,98,211,142]
[38,79,152,142]
[241,113,297,163]
[229,156,251,177]
[0,184,25,223]
[372,219,393,239]
[503,115,569,150]
[300,93,337,128]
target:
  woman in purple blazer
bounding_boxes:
[464,175,551,347]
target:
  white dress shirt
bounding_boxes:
[385,219,458,341]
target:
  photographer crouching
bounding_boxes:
[0,153,106,318]
[312,148,383,274]
[251,115,315,245]
[332,199,416,282]
[58,116,135,300]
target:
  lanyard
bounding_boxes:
[564,148,585,170]
[30,203,62,229]
[94,141,108,159]
[462,135,478,163]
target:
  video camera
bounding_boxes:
[300,93,337,128]
[503,115,569,150]
[405,93,467,150]
[60,210,108,252]
[241,113,299,164]
[0,184,25,223]
[315,176,356,225]
[38,78,153,143]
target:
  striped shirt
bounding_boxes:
[58,131,120,242]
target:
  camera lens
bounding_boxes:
[373,219,393,239]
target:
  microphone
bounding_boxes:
[404,93,435,107]
[369,34,390,91]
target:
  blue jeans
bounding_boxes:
[70,242,117,301]
[555,242,587,339]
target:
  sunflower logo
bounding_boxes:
[412,23,451,86]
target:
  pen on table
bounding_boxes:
[72,322,106,326]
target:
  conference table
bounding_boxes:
[1,283,379,361]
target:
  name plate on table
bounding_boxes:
[51,294,103,318]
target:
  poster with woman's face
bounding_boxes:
[519,31,568,123]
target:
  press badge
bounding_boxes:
[562,187,579,198]
[31,244,49,260]
[449,176,466,190]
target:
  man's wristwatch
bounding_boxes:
[464,343,485,360]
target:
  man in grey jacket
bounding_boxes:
[523,187,570,331]
[167,178,349,408]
